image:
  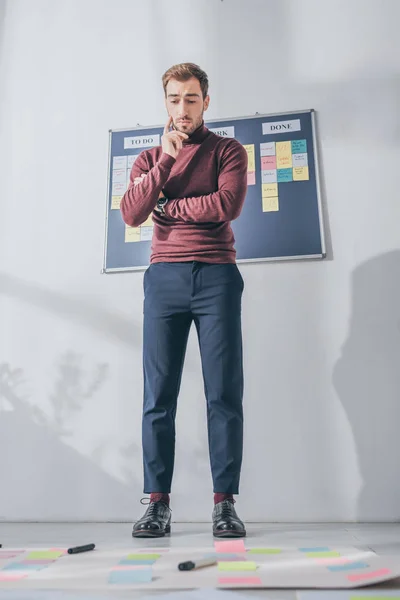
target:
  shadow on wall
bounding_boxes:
[333,250,400,521]
[0,354,141,520]
[0,272,139,345]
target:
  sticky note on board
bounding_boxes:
[247,171,256,185]
[276,141,292,168]
[215,540,246,554]
[111,195,122,210]
[293,166,309,181]
[25,551,64,560]
[261,169,277,184]
[292,152,308,167]
[218,561,257,571]
[260,141,276,156]
[292,139,307,154]
[248,548,281,554]
[277,168,293,182]
[262,197,279,212]
[262,183,278,197]
[261,155,277,170]
[219,576,262,585]
[119,559,155,565]
[242,144,255,172]
[125,226,141,243]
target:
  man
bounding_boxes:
[120,63,248,538]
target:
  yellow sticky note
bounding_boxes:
[243,144,255,172]
[262,183,278,198]
[218,561,257,571]
[141,214,153,227]
[125,225,141,243]
[276,141,292,169]
[293,166,309,181]
[262,196,279,212]
[111,195,122,210]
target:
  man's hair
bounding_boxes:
[162,63,209,99]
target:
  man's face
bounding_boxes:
[165,77,210,136]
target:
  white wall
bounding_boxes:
[1,0,400,522]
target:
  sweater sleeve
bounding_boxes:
[120,151,176,227]
[164,140,248,223]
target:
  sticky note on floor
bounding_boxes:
[0,573,28,581]
[25,551,64,559]
[328,561,369,572]
[126,553,160,560]
[306,551,340,557]
[215,540,245,554]
[119,559,155,565]
[3,562,46,571]
[299,547,330,552]
[248,548,281,554]
[219,576,262,585]
[109,568,152,583]
[218,561,257,571]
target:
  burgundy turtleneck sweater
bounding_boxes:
[120,122,248,264]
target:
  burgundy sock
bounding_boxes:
[214,493,234,505]
[150,493,170,505]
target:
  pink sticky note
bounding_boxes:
[261,156,277,170]
[247,171,256,185]
[215,540,246,554]
[316,557,352,565]
[219,576,262,585]
[348,568,391,582]
[0,573,28,581]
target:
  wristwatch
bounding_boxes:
[156,196,168,215]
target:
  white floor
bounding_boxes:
[1,522,400,599]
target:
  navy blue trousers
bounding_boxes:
[142,261,244,494]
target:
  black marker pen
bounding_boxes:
[67,543,95,554]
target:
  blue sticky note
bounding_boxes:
[299,547,330,552]
[277,168,293,182]
[3,562,45,570]
[109,568,152,584]
[292,139,307,154]
[328,561,369,572]
[118,559,155,565]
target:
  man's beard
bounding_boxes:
[174,115,203,136]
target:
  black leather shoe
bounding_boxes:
[213,500,246,538]
[132,501,171,538]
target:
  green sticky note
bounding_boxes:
[248,548,281,554]
[218,561,257,571]
[126,553,160,560]
[307,551,341,557]
[25,551,64,560]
